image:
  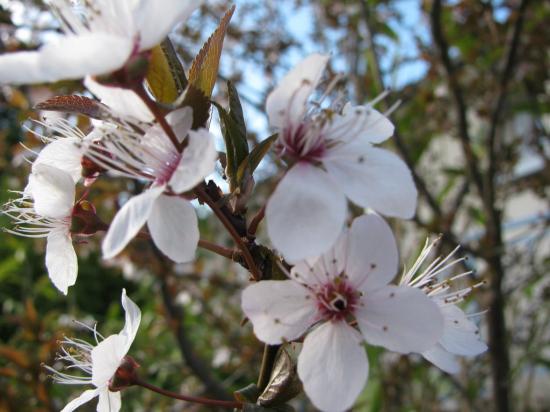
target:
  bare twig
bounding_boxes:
[195,183,261,280]
[134,378,241,409]
[198,239,235,259]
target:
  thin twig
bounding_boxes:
[257,344,280,391]
[198,239,235,259]
[195,183,261,280]
[134,378,242,409]
[248,204,266,237]
[132,84,182,151]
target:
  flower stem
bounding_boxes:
[132,84,182,151]
[248,204,266,237]
[195,184,261,281]
[133,377,242,409]
[257,344,280,391]
[198,239,235,259]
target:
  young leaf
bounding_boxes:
[212,101,249,189]
[236,134,278,183]
[160,38,188,93]
[34,95,109,119]
[228,80,246,139]
[188,5,235,97]
[146,45,178,104]
[181,84,211,129]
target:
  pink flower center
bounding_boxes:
[316,279,359,321]
[277,122,326,163]
[154,151,182,186]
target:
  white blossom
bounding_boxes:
[242,213,443,412]
[264,53,417,262]
[23,118,90,192]
[3,164,77,294]
[400,237,488,374]
[45,289,141,412]
[84,107,217,263]
[0,0,202,85]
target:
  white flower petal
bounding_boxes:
[423,344,460,374]
[324,145,417,218]
[345,213,398,292]
[40,33,133,81]
[120,289,141,353]
[133,0,203,50]
[266,163,347,262]
[60,388,99,412]
[0,51,43,85]
[291,230,348,287]
[266,53,329,129]
[29,163,75,219]
[33,138,83,183]
[169,128,218,193]
[357,285,443,353]
[241,280,317,344]
[97,388,121,412]
[166,106,194,143]
[0,34,133,85]
[147,195,199,263]
[84,77,153,122]
[102,185,164,259]
[297,321,368,412]
[91,334,127,388]
[326,105,394,144]
[439,305,488,356]
[45,228,77,295]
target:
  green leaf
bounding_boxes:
[227,81,247,139]
[181,84,210,129]
[160,38,188,93]
[212,101,249,190]
[188,6,235,97]
[236,134,278,183]
[146,44,180,104]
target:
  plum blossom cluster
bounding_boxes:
[0,1,486,411]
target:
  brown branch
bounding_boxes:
[195,183,261,280]
[482,2,530,411]
[430,0,484,196]
[198,239,235,259]
[247,204,266,237]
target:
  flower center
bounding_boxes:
[154,151,182,186]
[277,122,326,163]
[316,278,359,321]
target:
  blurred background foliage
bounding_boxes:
[0,0,548,411]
